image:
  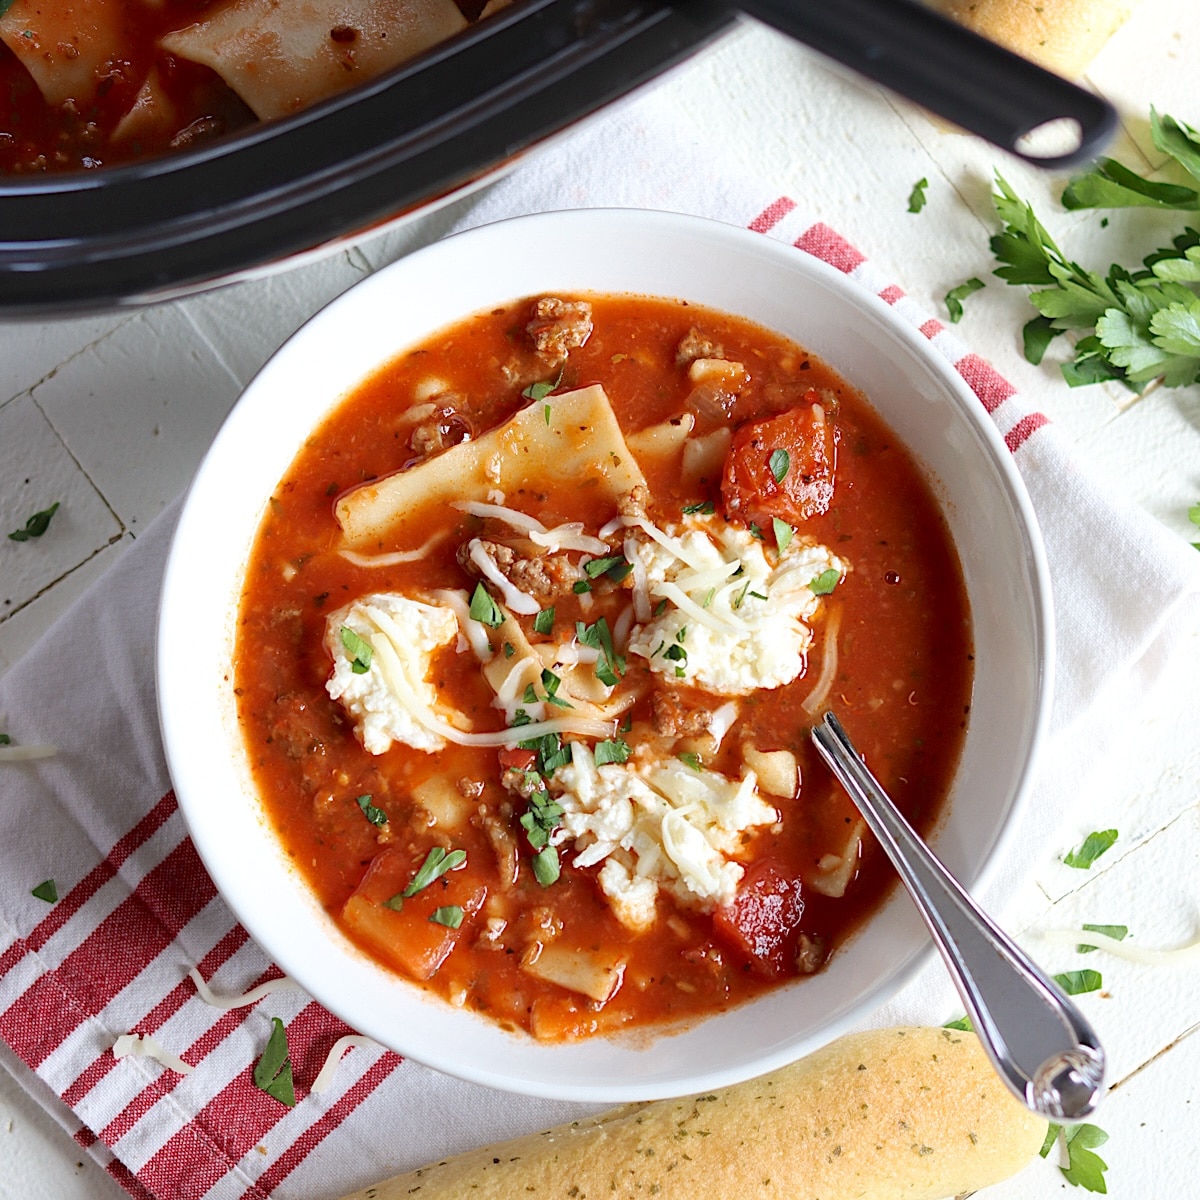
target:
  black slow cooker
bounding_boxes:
[0,0,1115,316]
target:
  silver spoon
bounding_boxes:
[810,710,1105,1121]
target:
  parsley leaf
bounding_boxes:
[1063,829,1118,869]
[768,448,790,483]
[575,616,624,686]
[593,738,631,765]
[1053,969,1103,996]
[1059,1123,1110,1192]
[253,1017,297,1107]
[468,582,504,628]
[945,277,985,322]
[682,499,715,515]
[340,626,373,674]
[533,606,555,636]
[908,176,929,214]
[1077,924,1129,953]
[522,364,565,402]
[943,1015,974,1032]
[31,879,57,903]
[403,846,466,897]
[8,502,60,542]
[772,517,794,553]
[429,905,464,929]
[531,845,560,887]
[678,751,702,772]
[809,568,839,595]
[584,554,628,579]
[355,793,388,826]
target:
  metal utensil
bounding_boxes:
[734,0,1118,168]
[811,710,1105,1121]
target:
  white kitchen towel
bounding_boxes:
[1,86,1198,1200]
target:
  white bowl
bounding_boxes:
[157,208,1053,1102]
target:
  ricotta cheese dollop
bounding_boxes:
[625,516,847,695]
[325,593,459,754]
[551,742,777,931]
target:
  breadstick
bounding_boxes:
[929,0,1138,77]
[340,1026,1048,1200]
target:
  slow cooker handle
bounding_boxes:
[735,0,1117,169]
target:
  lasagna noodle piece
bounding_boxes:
[928,0,1138,77]
[336,384,648,548]
[0,0,125,107]
[159,0,469,121]
[338,1027,1047,1200]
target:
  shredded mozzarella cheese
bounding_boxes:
[1037,928,1200,965]
[112,1033,194,1075]
[0,743,57,762]
[337,531,447,568]
[467,539,540,615]
[188,967,300,1009]
[453,500,610,554]
[311,1034,380,1094]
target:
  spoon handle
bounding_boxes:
[811,711,1105,1121]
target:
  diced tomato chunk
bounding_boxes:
[342,848,486,982]
[721,394,837,528]
[498,747,537,771]
[713,858,806,979]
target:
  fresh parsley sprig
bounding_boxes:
[990,109,1200,391]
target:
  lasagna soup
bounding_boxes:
[234,294,973,1041]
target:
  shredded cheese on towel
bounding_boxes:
[112,1033,194,1075]
[311,1034,381,1094]
[0,743,57,762]
[625,515,846,695]
[1038,928,1200,966]
[550,743,777,930]
[188,967,300,1009]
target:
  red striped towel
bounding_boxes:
[2,91,1198,1199]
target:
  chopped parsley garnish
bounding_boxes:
[1063,829,1118,869]
[945,277,985,323]
[1077,923,1129,953]
[908,176,929,213]
[533,606,555,635]
[519,730,571,775]
[942,1015,973,1032]
[540,668,572,709]
[531,846,560,887]
[678,751,703,772]
[682,499,715,515]
[339,626,373,674]
[653,597,668,617]
[1052,969,1103,996]
[810,568,840,595]
[732,580,751,610]
[1041,1123,1110,1193]
[772,517,794,553]
[749,522,764,540]
[8,501,60,542]
[468,582,504,628]
[575,616,625,686]
[522,683,538,705]
[429,905,464,929]
[572,579,592,594]
[544,403,552,425]
[31,879,57,903]
[355,793,388,826]
[522,364,565,402]
[584,554,631,582]
[402,846,466,897]
[593,738,631,765]
[664,642,688,678]
[253,1017,296,1107]
[503,641,515,658]
[768,448,790,483]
